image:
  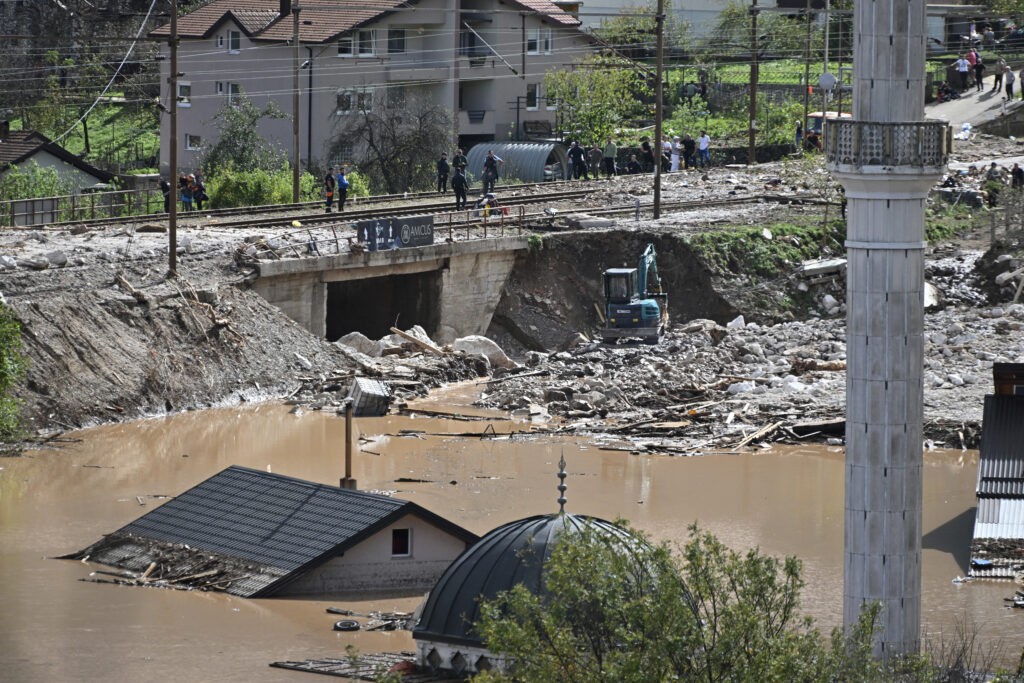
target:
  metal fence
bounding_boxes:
[0,187,164,227]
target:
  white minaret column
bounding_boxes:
[826,0,950,657]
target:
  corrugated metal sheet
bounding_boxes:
[465,143,567,184]
[973,498,1024,539]
[975,395,1024,497]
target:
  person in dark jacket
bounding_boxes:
[323,167,336,212]
[181,174,194,211]
[482,150,502,194]
[452,149,467,174]
[1013,163,1024,190]
[567,141,588,180]
[192,176,207,211]
[159,177,171,213]
[626,154,642,174]
[640,136,654,172]
[681,134,697,169]
[436,153,450,193]
[452,168,469,210]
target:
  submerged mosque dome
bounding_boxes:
[412,457,637,675]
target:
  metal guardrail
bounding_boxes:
[0,188,164,227]
[825,120,952,169]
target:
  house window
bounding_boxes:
[228,30,241,53]
[526,83,538,110]
[388,28,406,54]
[177,82,191,106]
[358,29,375,57]
[338,35,353,57]
[227,82,242,104]
[392,528,411,556]
[542,28,552,54]
[215,81,223,95]
[185,134,202,150]
[388,85,406,109]
[332,142,354,166]
[526,28,539,54]
[216,35,224,48]
[337,88,372,114]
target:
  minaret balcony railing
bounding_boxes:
[825,120,952,171]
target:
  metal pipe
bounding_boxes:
[345,401,353,481]
[652,0,664,218]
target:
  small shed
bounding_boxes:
[969,393,1024,578]
[71,465,478,596]
[465,142,567,184]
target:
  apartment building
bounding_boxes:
[151,0,593,173]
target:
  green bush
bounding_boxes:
[205,165,318,208]
[343,170,371,198]
[0,303,27,441]
[0,160,72,202]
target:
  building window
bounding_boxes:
[526,28,539,54]
[388,28,406,54]
[185,134,202,150]
[338,35,353,57]
[228,82,242,104]
[526,83,538,110]
[337,88,372,114]
[391,528,411,556]
[358,29,374,57]
[388,85,406,109]
[331,142,354,166]
[177,82,191,106]
[228,30,241,53]
[215,81,223,95]
[216,35,224,48]
[543,28,552,54]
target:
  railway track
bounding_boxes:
[7,179,598,231]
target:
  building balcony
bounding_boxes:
[387,58,450,82]
[825,120,951,174]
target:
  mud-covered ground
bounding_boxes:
[2,134,1022,441]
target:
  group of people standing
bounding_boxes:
[159,172,207,213]
[435,148,479,210]
[953,50,1022,100]
[566,139,620,180]
[663,131,712,172]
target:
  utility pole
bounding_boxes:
[836,9,844,116]
[292,3,300,203]
[802,0,811,146]
[168,0,178,275]
[821,0,829,119]
[748,0,758,165]
[653,0,664,218]
[521,14,526,79]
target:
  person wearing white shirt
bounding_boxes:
[698,131,712,167]
[1005,65,1016,101]
[670,136,681,172]
[954,55,971,91]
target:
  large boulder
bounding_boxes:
[337,331,384,357]
[453,335,517,369]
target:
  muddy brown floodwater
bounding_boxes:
[1,383,1021,681]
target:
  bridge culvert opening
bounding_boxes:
[326,270,442,342]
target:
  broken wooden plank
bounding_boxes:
[388,327,444,355]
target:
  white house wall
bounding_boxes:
[3,150,107,192]
[276,513,470,595]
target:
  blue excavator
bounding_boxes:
[602,243,668,345]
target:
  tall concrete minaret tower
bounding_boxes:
[825,0,950,656]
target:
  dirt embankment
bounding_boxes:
[488,231,740,354]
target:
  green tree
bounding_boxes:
[0,160,72,202]
[705,1,820,59]
[200,93,289,174]
[0,303,27,441]
[595,0,689,58]
[473,521,940,683]
[545,57,649,143]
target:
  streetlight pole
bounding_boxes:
[652,0,664,218]
[802,0,811,148]
[292,3,300,203]
[168,0,178,275]
[748,0,758,165]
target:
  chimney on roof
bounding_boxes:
[280,0,290,18]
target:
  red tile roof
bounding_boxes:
[150,0,578,43]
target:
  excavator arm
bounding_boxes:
[638,243,662,297]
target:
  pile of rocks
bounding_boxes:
[476,304,1024,452]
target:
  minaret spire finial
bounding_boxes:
[557,454,567,514]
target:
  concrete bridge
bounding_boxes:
[252,236,529,344]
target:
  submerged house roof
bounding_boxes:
[969,394,1024,578]
[77,465,478,596]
